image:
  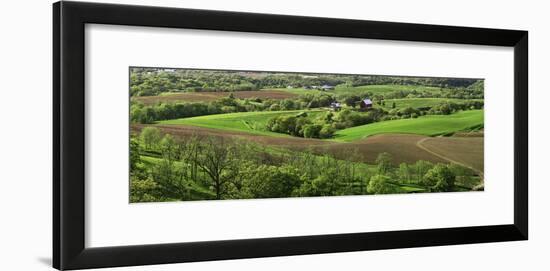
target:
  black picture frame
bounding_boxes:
[53,1,528,270]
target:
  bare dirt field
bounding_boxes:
[417,136,484,173]
[133,90,298,105]
[310,134,449,165]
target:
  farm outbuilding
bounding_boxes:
[359,98,373,110]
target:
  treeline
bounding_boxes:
[130,93,337,123]
[338,85,483,102]
[130,68,259,96]
[344,75,479,89]
[130,68,483,97]
[130,129,481,202]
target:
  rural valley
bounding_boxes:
[129,68,484,202]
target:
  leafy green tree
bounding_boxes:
[423,164,456,192]
[129,138,141,170]
[151,157,191,200]
[280,99,296,110]
[375,152,393,174]
[190,137,237,199]
[321,111,334,123]
[413,160,434,184]
[303,124,322,138]
[319,124,335,139]
[159,134,177,160]
[397,163,412,183]
[242,165,301,198]
[344,95,362,108]
[269,103,281,111]
[129,177,160,202]
[367,174,399,194]
[294,170,341,197]
[140,127,161,150]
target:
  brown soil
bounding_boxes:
[417,136,484,172]
[308,134,449,165]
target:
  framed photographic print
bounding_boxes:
[53,1,528,270]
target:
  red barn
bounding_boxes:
[359,98,373,110]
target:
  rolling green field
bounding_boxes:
[264,87,323,95]
[332,84,446,95]
[159,110,325,136]
[377,98,483,110]
[158,109,483,142]
[333,110,483,141]
[274,84,449,97]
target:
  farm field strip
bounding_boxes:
[158,109,483,142]
[269,84,452,97]
[377,98,483,109]
[158,110,325,136]
[332,84,445,95]
[333,110,483,141]
[417,136,484,174]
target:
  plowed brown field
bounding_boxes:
[417,136,484,173]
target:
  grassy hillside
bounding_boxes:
[275,84,449,96]
[158,110,325,136]
[265,88,324,95]
[332,84,445,96]
[377,98,483,110]
[333,110,483,141]
[159,109,483,141]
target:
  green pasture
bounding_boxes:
[332,84,446,96]
[377,98,483,110]
[158,110,325,136]
[333,110,484,141]
[263,88,324,95]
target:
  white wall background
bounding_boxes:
[0,0,546,270]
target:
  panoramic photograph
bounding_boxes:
[129,67,484,203]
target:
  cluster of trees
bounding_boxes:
[266,113,335,139]
[130,129,369,201]
[338,86,483,102]
[130,101,223,124]
[367,153,461,194]
[130,93,337,124]
[260,93,336,111]
[265,108,391,139]
[130,128,479,202]
[342,75,480,89]
[426,100,484,115]
[130,68,260,96]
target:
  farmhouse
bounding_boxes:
[330,102,342,111]
[359,98,373,111]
